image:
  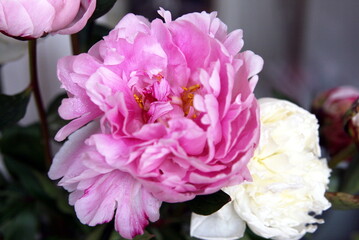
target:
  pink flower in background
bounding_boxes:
[312,86,359,157]
[49,9,263,238]
[0,0,96,39]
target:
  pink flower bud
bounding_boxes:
[0,0,96,39]
[312,86,359,157]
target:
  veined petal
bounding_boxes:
[49,121,100,180]
[74,171,161,239]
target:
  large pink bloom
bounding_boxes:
[49,9,263,238]
[0,0,96,39]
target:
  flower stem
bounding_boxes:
[328,143,357,169]
[28,39,52,168]
[71,34,81,55]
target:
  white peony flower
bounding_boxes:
[191,98,331,240]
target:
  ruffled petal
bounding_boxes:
[55,110,101,141]
[74,171,161,239]
[49,121,100,180]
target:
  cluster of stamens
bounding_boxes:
[132,75,201,120]
[133,94,144,109]
[181,84,200,117]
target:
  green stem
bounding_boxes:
[28,39,52,168]
[328,143,357,169]
[70,34,80,55]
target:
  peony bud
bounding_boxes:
[0,0,96,39]
[312,86,359,157]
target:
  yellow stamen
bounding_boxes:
[154,73,164,81]
[134,94,144,109]
[181,84,201,117]
[189,84,200,92]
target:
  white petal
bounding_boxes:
[190,203,246,240]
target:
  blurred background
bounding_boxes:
[1,0,359,239]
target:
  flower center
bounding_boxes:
[132,79,201,121]
[133,94,144,109]
[181,84,200,117]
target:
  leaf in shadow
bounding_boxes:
[0,88,31,131]
[187,190,231,216]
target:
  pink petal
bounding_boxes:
[168,118,207,155]
[169,20,211,71]
[75,171,161,239]
[59,98,93,120]
[58,55,89,95]
[48,0,81,31]
[151,19,189,89]
[147,101,173,123]
[49,121,100,180]
[54,0,96,35]
[132,123,167,140]
[89,134,141,169]
[224,29,244,55]
[157,7,172,23]
[233,51,264,100]
[114,13,151,43]
[55,110,101,141]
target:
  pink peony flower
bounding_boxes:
[0,0,96,39]
[49,9,263,238]
[312,86,359,157]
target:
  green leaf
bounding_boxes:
[0,210,38,240]
[3,157,47,201]
[85,225,106,240]
[325,192,359,210]
[0,186,28,223]
[0,124,44,171]
[0,88,31,130]
[78,22,111,54]
[32,171,73,214]
[90,0,117,20]
[133,232,155,240]
[339,153,359,194]
[2,156,74,216]
[87,23,111,49]
[116,231,154,240]
[187,190,231,216]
